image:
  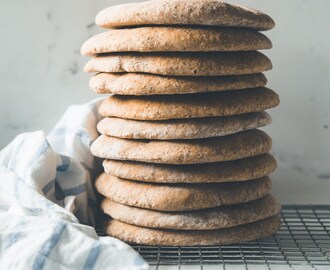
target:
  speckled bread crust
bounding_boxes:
[81,27,272,56]
[105,214,281,246]
[84,51,272,76]
[103,154,277,184]
[101,194,281,230]
[95,173,272,211]
[95,0,275,31]
[99,88,279,120]
[97,112,272,140]
[89,72,268,95]
[91,130,272,164]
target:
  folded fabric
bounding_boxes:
[0,99,148,270]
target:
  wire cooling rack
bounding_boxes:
[97,205,330,270]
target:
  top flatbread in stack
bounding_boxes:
[95,0,275,30]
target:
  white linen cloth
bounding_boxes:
[0,99,149,270]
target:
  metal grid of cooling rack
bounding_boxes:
[97,205,330,270]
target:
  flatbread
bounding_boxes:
[84,51,272,76]
[105,214,281,246]
[95,173,272,211]
[99,88,279,120]
[95,0,275,31]
[103,153,277,183]
[91,129,272,164]
[97,111,272,140]
[101,194,281,230]
[89,72,267,95]
[81,27,272,56]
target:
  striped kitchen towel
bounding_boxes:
[0,99,148,270]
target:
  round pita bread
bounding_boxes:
[99,88,279,120]
[81,27,272,56]
[95,0,275,31]
[105,214,281,246]
[101,194,281,230]
[97,111,272,140]
[103,154,277,184]
[91,129,272,164]
[89,73,267,95]
[95,173,272,211]
[84,51,272,76]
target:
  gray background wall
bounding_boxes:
[1,0,329,204]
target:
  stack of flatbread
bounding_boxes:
[81,0,281,246]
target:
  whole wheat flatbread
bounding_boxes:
[105,214,281,246]
[91,129,272,164]
[89,73,267,95]
[95,0,275,31]
[81,27,271,56]
[97,111,272,140]
[84,52,272,76]
[99,88,279,120]
[103,154,277,183]
[101,194,281,230]
[95,173,272,211]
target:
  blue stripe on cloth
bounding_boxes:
[83,243,101,270]
[24,140,51,178]
[7,172,55,210]
[57,155,70,171]
[5,232,25,249]
[26,208,43,216]
[62,183,86,196]
[32,222,66,270]
[30,140,51,163]
[76,130,93,146]
[80,162,93,176]
[54,182,65,201]
[42,179,55,195]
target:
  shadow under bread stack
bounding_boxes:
[81,0,281,246]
